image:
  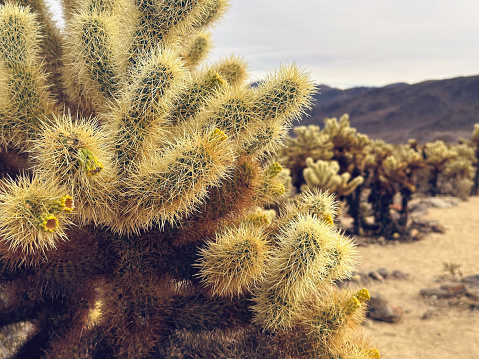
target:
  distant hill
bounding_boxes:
[300,75,479,144]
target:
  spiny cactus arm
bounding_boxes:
[0,174,74,267]
[301,158,341,193]
[274,288,372,358]
[116,129,234,234]
[381,156,414,192]
[62,0,128,115]
[253,161,287,205]
[168,156,264,249]
[189,0,228,32]
[6,0,64,101]
[278,188,339,228]
[301,157,364,197]
[19,283,98,359]
[0,3,55,151]
[243,65,316,157]
[181,31,212,68]
[196,64,314,157]
[196,222,271,297]
[44,326,107,359]
[31,113,117,225]
[336,172,364,196]
[107,46,188,172]
[276,125,334,188]
[253,64,315,125]
[195,85,255,140]
[210,55,249,87]
[129,0,225,63]
[253,214,357,330]
[169,68,225,126]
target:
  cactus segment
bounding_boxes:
[210,55,248,87]
[0,175,73,258]
[196,223,270,297]
[119,128,234,232]
[181,31,212,68]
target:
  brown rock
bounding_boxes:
[410,228,420,239]
[440,283,465,295]
[368,271,384,281]
[367,294,403,323]
[377,267,388,279]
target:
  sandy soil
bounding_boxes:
[355,196,479,359]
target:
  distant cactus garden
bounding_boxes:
[277,115,479,240]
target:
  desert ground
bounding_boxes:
[356,196,479,359]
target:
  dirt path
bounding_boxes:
[356,196,479,359]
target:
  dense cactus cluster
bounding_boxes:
[278,114,479,239]
[0,1,380,358]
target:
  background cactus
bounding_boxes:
[470,123,479,195]
[0,1,379,358]
[301,157,364,196]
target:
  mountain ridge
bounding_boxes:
[300,74,479,144]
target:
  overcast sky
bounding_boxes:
[47,0,479,88]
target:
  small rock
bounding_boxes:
[368,294,403,323]
[391,270,409,280]
[440,283,465,295]
[412,218,436,228]
[428,197,454,208]
[377,268,388,279]
[410,229,420,239]
[409,201,431,213]
[377,236,386,245]
[368,271,384,281]
[390,203,402,211]
[421,309,437,320]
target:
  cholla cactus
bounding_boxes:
[441,143,476,199]
[322,114,370,173]
[422,140,457,196]
[301,157,364,196]
[277,125,333,188]
[321,115,370,235]
[0,1,379,358]
[364,141,425,237]
[471,123,479,195]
